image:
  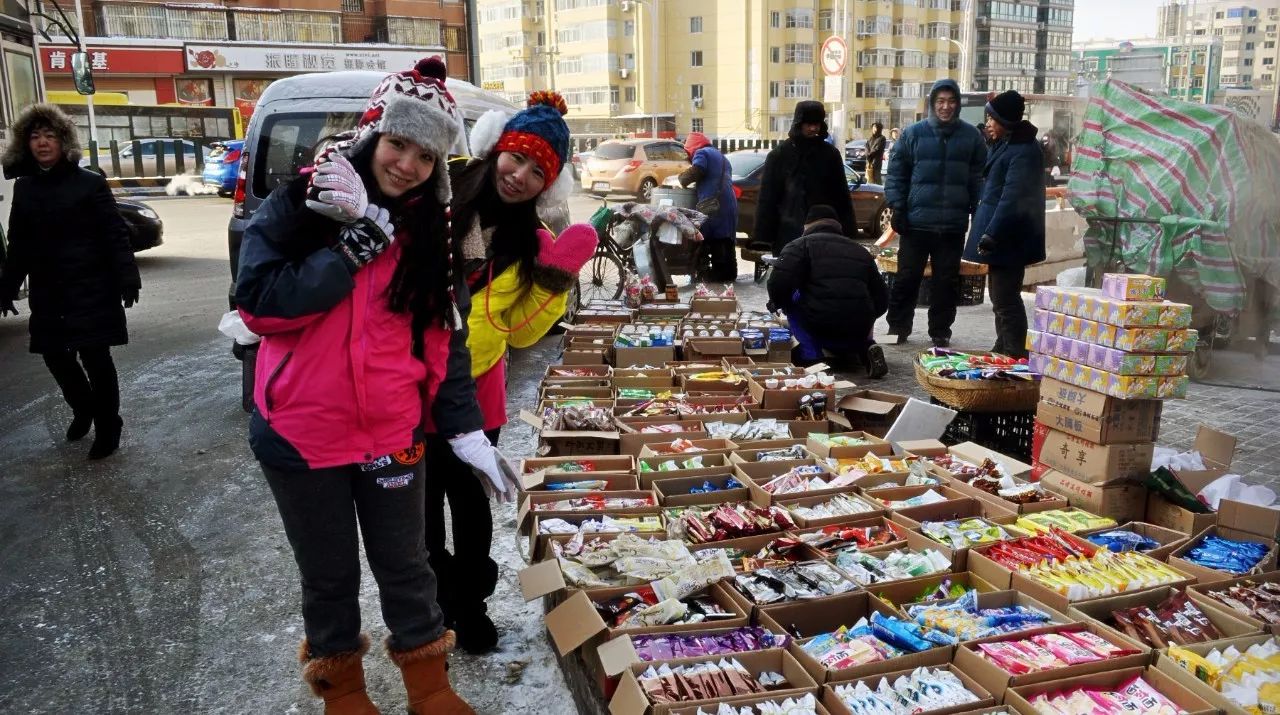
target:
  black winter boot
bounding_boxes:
[66,412,93,441]
[88,416,122,460]
[454,608,498,654]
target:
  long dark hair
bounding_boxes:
[449,154,541,289]
[345,137,457,352]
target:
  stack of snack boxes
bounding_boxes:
[1028,274,1193,523]
[510,291,1233,715]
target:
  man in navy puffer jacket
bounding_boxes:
[884,78,986,347]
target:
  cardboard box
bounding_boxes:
[1067,585,1263,653]
[805,432,895,459]
[776,492,889,528]
[747,377,851,411]
[1006,553,1196,613]
[614,345,677,368]
[615,419,713,457]
[1144,426,1239,534]
[524,512,664,563]
[1186,570,1280,634]
[889,496,1017,529]
[755,591,953,684]
[637,453,736,489]
[834,390,909,438]
[820,665,995,715]
[942,472,1071,515]
[539,582,750,658]
[1153,634,1275,715]
[947,442,1035,479]
[667,694,829,715]
[517,530,671,599]
[1033,423,1154,485]
[787,516,912,554]
[1036,469,1147,523]
[609,649,818,715]
[517,490,658,535]
[966,529,1102,590]
[866,571,1001,613]
[545,363,613,381]
[542,385,615,401]
[953,621,1150,698]
[1076,521,1191,561]
[521,455,634,478]
[595,623,788,681]
[1036,377,1163,444]
[688,296,739,314]
[564,347,610,364]
[1168,502,1280,584]
[866,485,973,512]
[683,337,745,362]
[1003,667,1216,715]
[652,473,752,506]
[521,467,639,492]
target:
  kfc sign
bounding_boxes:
[41,46,184,75]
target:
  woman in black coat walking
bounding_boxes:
[0,103,139,459]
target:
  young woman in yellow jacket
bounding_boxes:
[422,92,597,654]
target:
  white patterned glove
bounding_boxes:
[305,154,368,222]
[449,430,520,503]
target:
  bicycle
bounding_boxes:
[578,195,630,305]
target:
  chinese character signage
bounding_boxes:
[41,46,184,75]
[184,44,445,74]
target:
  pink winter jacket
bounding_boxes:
[235,181,481,470]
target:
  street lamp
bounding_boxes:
[945,38,969,92]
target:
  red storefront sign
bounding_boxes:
[41,46,185,75]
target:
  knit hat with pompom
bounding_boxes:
[468,91,574,206]
[329,56,461,202]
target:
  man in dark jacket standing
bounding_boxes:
[884,79,986,347]
[755,101,855,254]
[0,104,139,459]
[965,90,1045,358]
[768,205,889,378]
[865,123,886,184]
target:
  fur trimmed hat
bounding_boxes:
[2,103,82,179]
[468,91,573,208]
[343,56,461,202]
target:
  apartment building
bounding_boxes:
[1073,37,1222,102]
[972,0,1074,95]
[39,0,468,118]
[1157,1,1280,125]
[475,0,966,140]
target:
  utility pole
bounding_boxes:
[73,0,97,145]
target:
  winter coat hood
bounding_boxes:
[684,131,711,157]
[789,101,829,141]
[3,103,82,179]
[926,79,963,127]
[1006,120,1039,144]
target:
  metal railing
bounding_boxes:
[82,139,211,180]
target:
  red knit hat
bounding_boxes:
[491,91,571,185]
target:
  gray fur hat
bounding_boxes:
[344,56,460,202]
[3,103,81,177]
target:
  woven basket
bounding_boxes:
[913,359,1040,413]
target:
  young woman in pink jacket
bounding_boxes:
[235,58,515,714]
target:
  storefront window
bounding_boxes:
[176,77,215,106]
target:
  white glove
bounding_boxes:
[363,203,394,239]
[449,431,520,503]
[305,154,368,222]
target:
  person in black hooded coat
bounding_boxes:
[754,101,856,254]
[0,103,138,459]
[768,205,889,377]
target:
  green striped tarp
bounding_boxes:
[1068,80,1280,321]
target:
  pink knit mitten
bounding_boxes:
[532,224,599,292]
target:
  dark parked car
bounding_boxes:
[116,198,164,252]
[844,139,868,172]
[727,149,890,243]
[202,140,244,195]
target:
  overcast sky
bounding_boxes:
[1073,0,1163,43]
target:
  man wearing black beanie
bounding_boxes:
[964,89,1046,357]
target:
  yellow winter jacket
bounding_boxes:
[467,262,568,377]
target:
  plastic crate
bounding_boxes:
[932,397,1035,463]
[882,271,986,308]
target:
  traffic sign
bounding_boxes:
[820,36,847,76]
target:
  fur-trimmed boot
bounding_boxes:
[386,630,474,715]
[299,634,381,714]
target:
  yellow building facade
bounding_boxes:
[475,0,964,140]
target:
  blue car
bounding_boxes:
[202,140,244,196]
